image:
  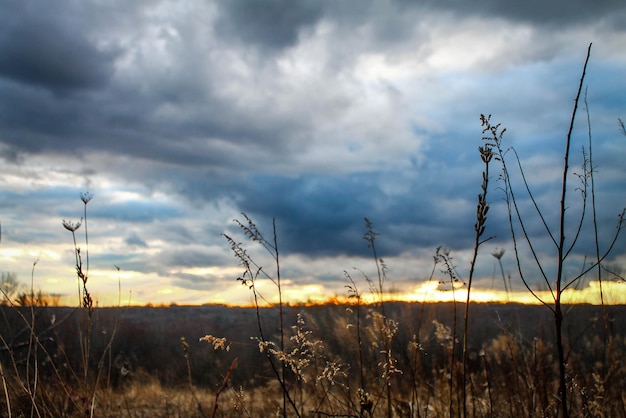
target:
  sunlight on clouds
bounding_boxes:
[100,184,178,207]
[282,284,329,304]
[276,20,332,79]
[0,248,27,261]
[0,174,40,192]
[0,161,87,191]
[90,268,135,281]
[77,269,166,306]
[27,249,61,260]
[354,53,422,83]
[107,189,154,204]
[425,18,534,72]
[176,266,242,278]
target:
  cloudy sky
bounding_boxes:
[1,0,625,306]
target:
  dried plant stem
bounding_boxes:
[224,214,301,417]
[552,42,592,418]
[584,90,613,372]
[26,260,40,418]
[181,337,207,418]
[488,44,619,418]
[363,218,393,418]
[345,272,365,393]
[0,362,10,418]
[211,358,238,418]
[272,218,288,418]
[462,126,495,416]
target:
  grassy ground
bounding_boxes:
[0,302,624,417]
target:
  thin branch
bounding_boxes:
[557,42,592,296]
[563,146,589,260]
[488,115,554,308]
[508,148,556,294]
[509,148,558,247]
[563,209,625,290]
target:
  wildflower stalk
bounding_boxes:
[363,218,394,418]
[62,192,96,415]
[462,118,496,416]
[62,218,83,306]
[434,247,462,416]
[410,255,439,415]
[181,337,207,417]
[491,248,509,301]
[81,192,93,278]
[345,272,365,393]
[25,259,39,417]
[272,218,288,417]
[224,214,300,417]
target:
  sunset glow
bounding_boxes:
[73,276,625,308]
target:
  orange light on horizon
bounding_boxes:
[376,280,626,306]
[43,277,626,308]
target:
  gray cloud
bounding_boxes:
[215,0,324,50]
[413,0,626,26]
[0,7,117,94]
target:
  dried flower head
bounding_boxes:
[199,335,231,351]
[62,219,82,232]
[358,388,373,415]
[80,192,93,204]
[491,247,505,260]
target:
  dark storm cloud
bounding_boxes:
[413,0,626,26]
[0,0,615,162]
[0,8,117,94]
[233,161,499,258]
[236,173,383,256]
[215,0,324,50]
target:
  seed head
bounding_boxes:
[62,219,82,232]
[491,248,505,260]
[80,192,93,204]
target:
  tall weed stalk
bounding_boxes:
[461,128,495,416]
[223,214,299,417]
[488,44,626,417]
[363,218,397,418]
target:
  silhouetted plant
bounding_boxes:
[362,218,398,418]
[223,213,300,417]
[488,44,626,417]
[490,248,509,300]
[433,246,463,416]
[462,127,496,416]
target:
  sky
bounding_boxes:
[0,0,625,307]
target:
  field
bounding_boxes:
[0,301,624,417]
